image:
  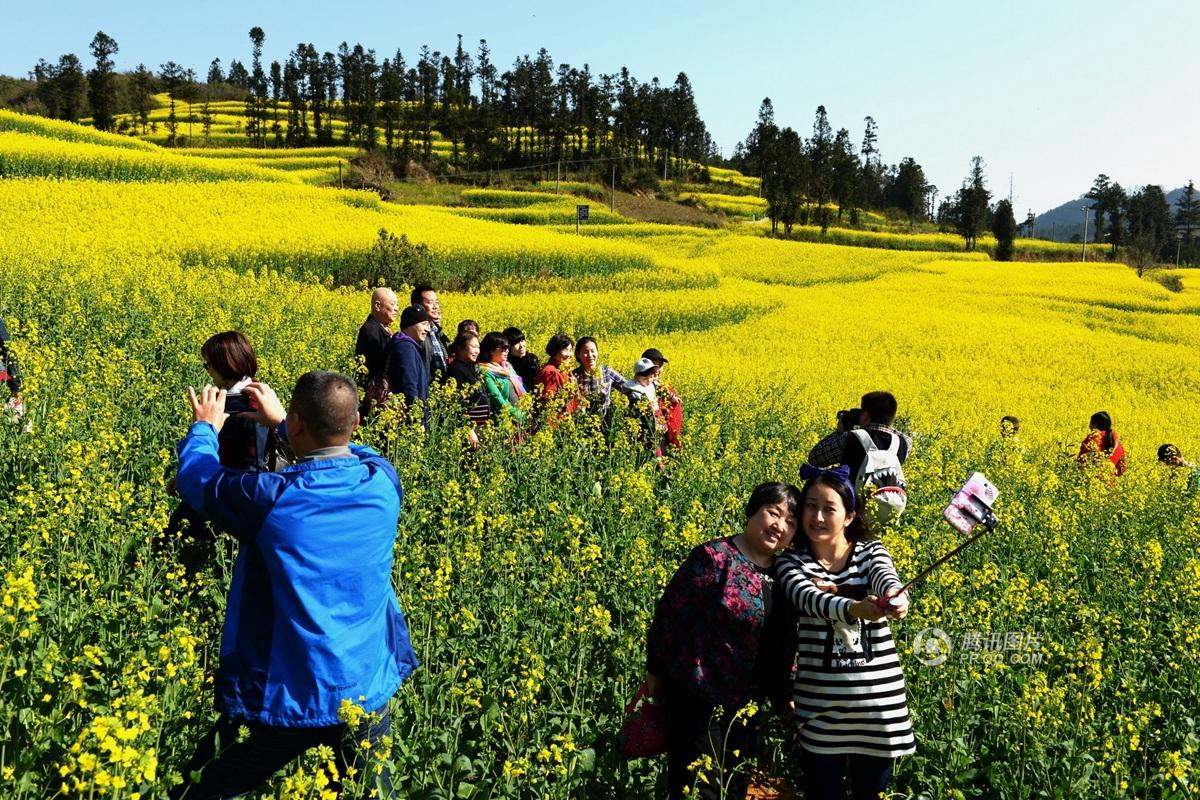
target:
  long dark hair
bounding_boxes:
[795,473,872,550]
[1090,411,1116,450]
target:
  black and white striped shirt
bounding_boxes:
[776,539,916,758]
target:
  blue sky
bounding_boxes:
[4,0,1196,214]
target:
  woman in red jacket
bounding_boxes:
[1077,410,1127,477]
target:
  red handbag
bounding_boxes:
[619,680,667,759]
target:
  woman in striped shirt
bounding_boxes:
[775,465,915,800]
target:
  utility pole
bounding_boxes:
[556,161,560,194]
[1081,206,1089,261]
[611,162,616,213]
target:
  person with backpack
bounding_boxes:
[1077,411,1127,477]
[808,391,911,526]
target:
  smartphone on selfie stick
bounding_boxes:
[875,472,1000,609]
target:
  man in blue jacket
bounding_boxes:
[170,370,418,799]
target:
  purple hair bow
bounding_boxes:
[799,463,856,507]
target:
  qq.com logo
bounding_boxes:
[913,627,953,666]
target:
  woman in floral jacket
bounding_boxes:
[645,482,802,799]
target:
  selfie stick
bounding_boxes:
[873,485,999,609]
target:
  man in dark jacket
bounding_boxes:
[411,285,450,378]
[170,371,417,799]
[354,287,398,388]
[387,305,431,420]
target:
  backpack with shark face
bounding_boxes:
[850,429,907,526]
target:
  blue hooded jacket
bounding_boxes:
[177,422,419,727]
[386,332,429,407]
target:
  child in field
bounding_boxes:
[642,347,683,451]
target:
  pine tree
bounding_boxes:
[159,62,185,146]
[955,156,991,251]
[992,199,1017,261]
[245,27,267,147]
[830,128,858,221]
[87,31,119,132]
[860,116,882,209]
[131,64,155,134]
[886,157,929,227]
[270,61,284,147]
[808,105,834,231]
[1175,180,1200,266]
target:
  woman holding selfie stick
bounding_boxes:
[775,465,914,800]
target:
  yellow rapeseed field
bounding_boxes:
[1,118,1198,799]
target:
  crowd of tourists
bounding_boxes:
[0,301,1189,799]
[354,285,683,456]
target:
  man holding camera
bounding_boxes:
[170,370,417,799]
[809,390,912,477]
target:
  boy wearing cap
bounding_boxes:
[626,356,668,458]
[387,306,431,419]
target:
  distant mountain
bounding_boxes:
[1032,187,1188,242]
